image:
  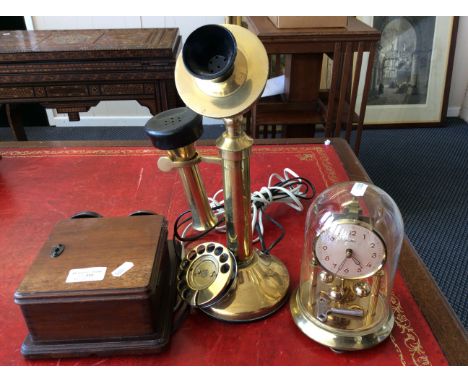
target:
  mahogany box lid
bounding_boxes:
[15,215,168,302]
[0,28,181,63]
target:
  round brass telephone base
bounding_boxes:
[290,288,394,351]
[201,248,290,322]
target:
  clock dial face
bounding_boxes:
[315,222,386,279]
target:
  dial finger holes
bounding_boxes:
[181,259,190,269]
[177,270,185,280]
[187,250,197,261]
[214,246,223,256]
[181,289,193,300]
[220,264,230,274]
[197,245,205,254]
[207,243,215,253]
[219,253,229,263]
[177,279,187,291]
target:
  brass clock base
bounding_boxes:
[202,248,290,322]
[290,287,394,351]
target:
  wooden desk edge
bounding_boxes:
[1,137,466,365]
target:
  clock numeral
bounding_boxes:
[330,236,335,241]
[322,245,328,251]
[372,253,377,258]
[350,230,356,236]
[363,234,366,240]
[332,263,337,268]
[366,262,372,268]
[324,256,330,261]
[357,268,362,273]
[344,268,349,273]
[370,243,376,248]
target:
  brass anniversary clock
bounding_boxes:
[290,181,404,351]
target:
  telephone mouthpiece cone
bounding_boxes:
[175,24,269,119]
[182,25,237,81]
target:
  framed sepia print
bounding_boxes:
[356,16,458,126]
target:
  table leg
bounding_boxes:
[334,43,354,137]
[354,44,376,155]
[345,43,364,142]
[6,104,27,141]
[285,53,322,102]
[284,53,322,137]
[325,43,343,138]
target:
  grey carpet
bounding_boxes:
[1,118,467,329]
[356,118,468,329]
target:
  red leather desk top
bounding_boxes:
[0,143,448,365]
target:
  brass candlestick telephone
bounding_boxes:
[145,24,289,322]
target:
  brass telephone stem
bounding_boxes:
[217,116,253,262]
[167,145,217,232]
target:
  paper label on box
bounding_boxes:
[351,182,368,197]
[66,267,107,283]
[111,262,134,277]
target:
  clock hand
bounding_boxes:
[351,256,361,266]
[337,248,354,272]
[337,256,348,272]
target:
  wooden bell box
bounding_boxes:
[14,214,178,358]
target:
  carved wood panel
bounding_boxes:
[0,28,182,140]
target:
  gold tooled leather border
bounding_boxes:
[391,293,432,366]
[0,145,328,157]
[0,146,340,186]
[389,334,407,366]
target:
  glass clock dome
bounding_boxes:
[290,181,404,351]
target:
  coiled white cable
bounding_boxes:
[181,168,309,242]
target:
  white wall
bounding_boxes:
[32,16,142,30]
[30,16,224,127]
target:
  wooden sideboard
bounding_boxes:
[0,28,182,140]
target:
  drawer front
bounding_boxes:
[46,85,88,97]
[0,87,34,99]
[100,84,145,96]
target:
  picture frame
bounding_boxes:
[356,16,459,127]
